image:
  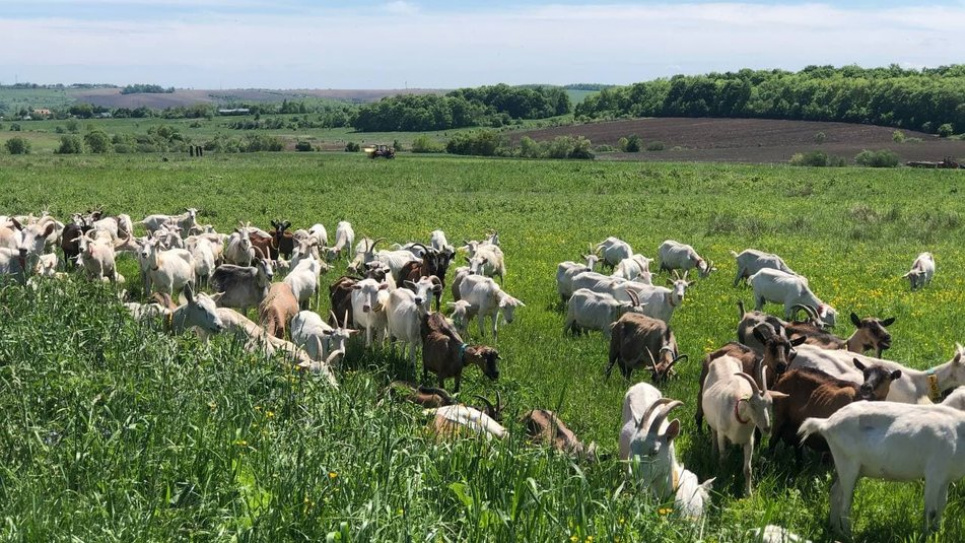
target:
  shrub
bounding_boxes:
[9,123,22,132]
[594,144,616,152]
[892,130,905,143]
[446,130,504,156]
[54,126,66,134]
[84,131,111,154]
[789,151,845,167]
[519,136,541,158]
[814,131,827,143]
[113,144,132,154]
[411,135,443,154]
[617,137,629,152]
[295,141,314,152]
[243,134,283,152]
[938,123,955,138]
[56,135,84,154]
[624,134,641,152]
[5,137,30,155]
[646,141,666,151]
[855,149,900,168]
[345,142,360,152]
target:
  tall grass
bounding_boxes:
[1,153,965,541]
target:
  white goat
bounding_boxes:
[555,254,601,302]
[701,355,786,496]
[307,223,328,247]
[75,230,120,282]
[224,226,256,266]
[903,252,935,290]
[351,277,390,347]
[284,256,323,310]
[426,405,507,440]
[618,383,715,518]
[141,237,196,296]
[290,310,357,365]
[564,288,643,338]
[658,240,716,278]
[731,249,801,287]
[326,221,355,261]
[596,236,633,270]
[185,235,217,288]
[799,401,965,537]
[141,208,198,237]
[789,343,965,404]
[618,275,692,324]
[612,254,653,281]
[749,268,837,327]
[456,274,524,341]
[430,229,454,254]
[466,243,506,284]
[385,286,431,368]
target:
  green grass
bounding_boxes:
[1,153,964,541]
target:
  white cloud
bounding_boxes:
[1,3,963,88]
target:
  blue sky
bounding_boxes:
[1,1,963,89]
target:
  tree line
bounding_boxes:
[575,65,965,134]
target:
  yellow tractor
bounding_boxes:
[363,144,395,159]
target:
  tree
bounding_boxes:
[938,123,955,137]
[624,134,642,152]
[84,130,111,153]
[56,135,84,154]
[5,137,30,154]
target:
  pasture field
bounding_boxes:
[2,153,965,541]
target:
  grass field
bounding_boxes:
[1,153,965,541]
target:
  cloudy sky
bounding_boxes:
[1,1,963,89]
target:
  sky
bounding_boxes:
[1,1,964,89]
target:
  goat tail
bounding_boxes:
[797,417,829,445]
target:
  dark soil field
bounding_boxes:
[70,87,445,108]
[513,117,965,164]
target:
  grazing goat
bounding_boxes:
[259,282,299,339]
[421,312,499,392]
[611,254,653,282]
[606,312,686,381]
[623,273,693,324]
[520,409,596,460]
[701,356,787,495]
[902,251,935,290]
[325,221,354,261]
[799,402,965,537]
[595,236,632,270]
[658,240,716,278]
[731,249,801,287]
[555,254,601,302]
[771,360,900,455]
[284,255,325,310]
[749,268,837,327]
[347,237,382,275]
[210,257,274,317]
[426,404,507,440]
[564,288,643,338]
[789,343,965,404]
[466,243,506,284]
[457,274,524,341]
[619,383,715,519]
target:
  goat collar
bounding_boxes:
[734,398,750,424]
[458,343,468,363]
[927,369,942,402]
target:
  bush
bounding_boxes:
[345,142,360,152]
[56,135,84,154]
[938,123,955,138]
[646,141,665,151]
[892,130,905,143]
[113,144,132,154]
[446,131,504,157]
[594,144,616,153]
[411,135,444,154]
[789,151,845,167]
[243,134,283,152]
[519,136,541,158]
[295,141,314,152]
[5,137,30,155]
[616,137,629,152]
[624,134,641,152]
[84,130,111,154]
[855,149,900,168]
[814,131,826,144]
[9,123,21,132]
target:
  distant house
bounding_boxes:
[32,108,52,119]
[97,112,112,118]
[218,108,250,116]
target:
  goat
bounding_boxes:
[903,251,935,290]
[385,284,433,369]
[790,343,965,404]
[223,225,256,266]
[290,310,357,364]
[284,255,324,310]
[606,312,686,381]
[75,229,120,283]
[658,240,716,278]
[466,243,506,284]
[595,236,632,270]
[426,404,507,440]
[387,381,455,408]
[749,268,837,327]
[701,356,787,495]
[771,361,900,456]
[731,249,801,287]
[141,208,198,237]
[61,219,92,270]
[555,254,601,302]
[564,288,643,338]
[618,383,715,519]
[399,253,448,311]
[210,257,274,317]
[351,277,390,347]
[786,309,895,357]
[325,221,354,261]
[347,237,383,275]
[611,254,653,282]
[141,237,195,296]
[421,312,499,392]
[185,234,217,288]
[450,266,470,302]
[258,282,299,339]
[269,219,295,259]
[520,409,596,460]
[622,272,693,324]
[328,276,358,328]
[456,274,524,341]
[429,229,454,254]
[306,223,328,248]
[799,402,965,537]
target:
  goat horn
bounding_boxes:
[344,310,350,328]
[370,238,385,251]
[735,372,762,396]
[636,397,672,430]
[329,310,339,325]
[495,390,502,415]
[646,348,658,372]
[669,353,688,369]
[473,394,495,414]
[646,400,683,436]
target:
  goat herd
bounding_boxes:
[0,207,957,538]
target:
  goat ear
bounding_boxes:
[752,326,768,345]
[665,278,674,286]
[283,221,291,229]
[271,220,278,228]
[464,256,471,263]
[700,477,716,490]
[378,283,389,290]
[790,336,808,346]
[352,284,362,290]
[891,370,902,380]
[850,312,861,327]
[403,280,416,290]
[882,317,896,327]
[853,358,866,371]
[665,419,680,441]
[767,391,789,400]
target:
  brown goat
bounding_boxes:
[520,409,596,460]
[787,309,895,358]
[606,312,687,382]
[259,282,299,339]
[387,381,455,408]
[695,327,805,428]
[420,312,499,392]
[770,360,901,455]
[248,230,275,262]
[328,276,358,327]
[270,220,295,260]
